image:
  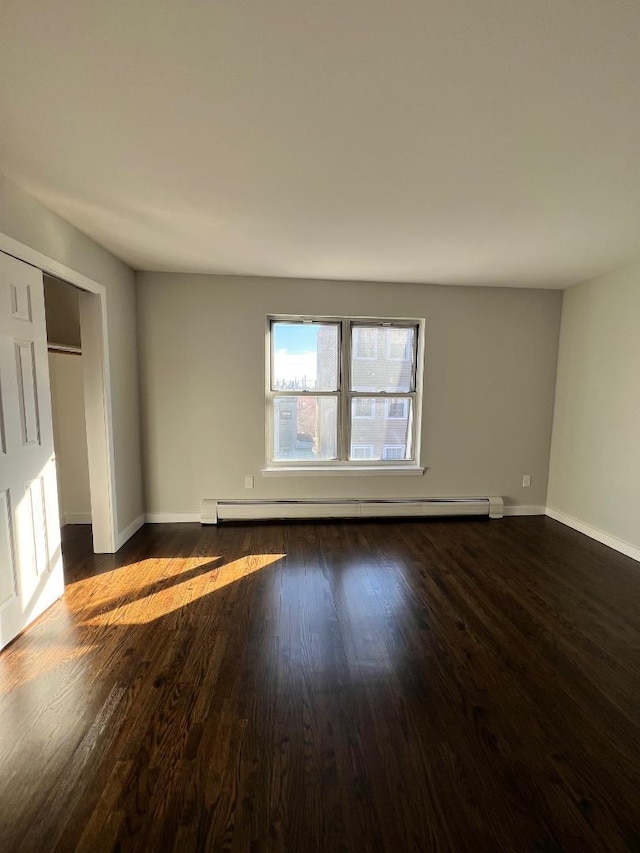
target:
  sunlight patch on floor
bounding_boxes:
[80,554,286,625]
[68,554,221,595]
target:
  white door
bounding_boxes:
[0,252,63,651]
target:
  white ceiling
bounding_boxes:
[2,0,640,288]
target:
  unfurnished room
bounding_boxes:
[0,1,639,850]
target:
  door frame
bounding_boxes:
[0,233,117,553]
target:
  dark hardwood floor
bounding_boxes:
[1,517,639,851]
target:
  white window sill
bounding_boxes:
[261,465,426,477]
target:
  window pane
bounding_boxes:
[353,397,374,418]
[351,445,374,459]
[273,396,338,460]
[352,326,377,360]
[386,397,409,419]
[349,398,412,460]
[351,325,415,392]
[386,327,413,360]
[383,445,405,460]
[272,322,339,391]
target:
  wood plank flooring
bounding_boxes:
[0,517,639,851]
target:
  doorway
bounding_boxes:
[0,242,118,554]
[44,276,92,533]
[0,245,119,650]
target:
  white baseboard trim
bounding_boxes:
[546,507,640,564]
[115,514,145,550]
[63,512,92,525]
[88,505,640,565]
[503,505,546,516]
[145,512,201,524]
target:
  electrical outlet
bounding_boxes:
[522,474,531,488]
[244,475,254,489]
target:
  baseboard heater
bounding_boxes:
[201,497,504,524]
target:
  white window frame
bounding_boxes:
[264,315,425,474]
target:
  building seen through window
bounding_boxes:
[269,319,421,463]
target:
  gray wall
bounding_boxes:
[548,259,640,552]
[0,173,143,536]
[137,272,562,514]
[44,275,81,348]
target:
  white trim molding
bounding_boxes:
[1,235,118,553]
[503,505,546,516]
[115,514,146,550]
[262,465,425,476]
[145,512,201,524]
[0,233,105,295]
[545,507,640,564]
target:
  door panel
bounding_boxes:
[16,341,41,446]
[10,281,33,322]
[0,252,63,651]
[27,476,48,576]
[0,490,17,607]
[0,374,6,455]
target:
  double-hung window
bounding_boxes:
[266,316,424,469]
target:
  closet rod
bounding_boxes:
[48,343,82,356]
